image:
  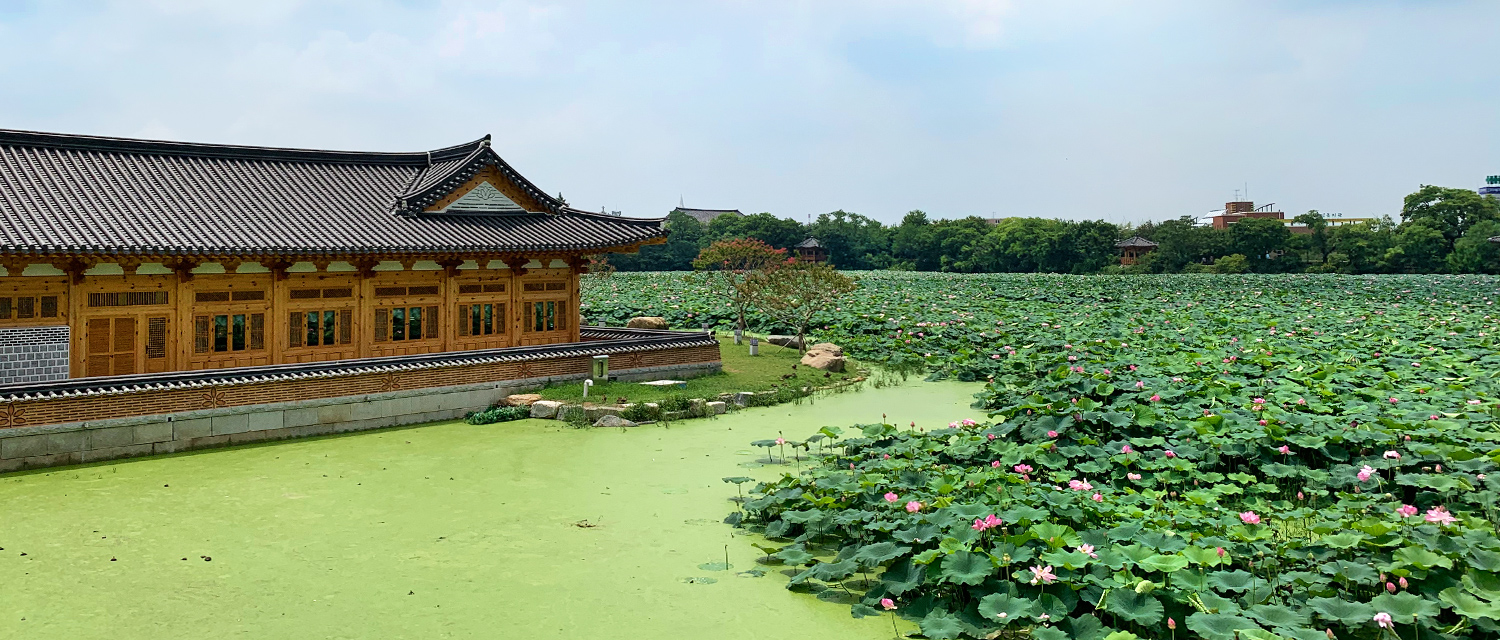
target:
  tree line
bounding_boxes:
[608,185,1500,274]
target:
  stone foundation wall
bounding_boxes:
[0,344,720,473]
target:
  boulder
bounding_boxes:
[766,335,803,349]
[801,350,846,373]
[706,401,728,415]
[594,415,637,428]
[626,317,669,329]
[505,393,543,407]
[586,405,624,421]
[529,400,563,418]
[808,343,844,357]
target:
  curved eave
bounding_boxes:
[398,146,565,215]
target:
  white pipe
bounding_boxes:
[583,378,593,399]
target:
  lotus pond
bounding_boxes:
[587,272,1500,640]
[0,379,978,639]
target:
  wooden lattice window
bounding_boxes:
[527,301,567,332]
[294,309,353,348]
[0,295,62,321]
[460,303,506,337]
[146,317,168,359]
[195,313,264,353]
[376,306,437,341]
[89,291,169,307]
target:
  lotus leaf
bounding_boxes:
[1185,613,1263,640]
[939,551,992,585]
[920,609,965,640]
[977,592,1035,625]
[1368,592,1441,620]
[1105,589,1163,626]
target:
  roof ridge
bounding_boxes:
[0,128,489,166]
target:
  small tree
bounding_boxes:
[691,238,786,332]
[745,260,857,353]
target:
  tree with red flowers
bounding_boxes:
[691,238,788,332]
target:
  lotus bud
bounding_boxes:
[1168,618,1176,630]
[1326,629,1335,640]
[1399,576,1408,589]
[1386,582,1396,593]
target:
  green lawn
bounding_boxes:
[536,335,861,405]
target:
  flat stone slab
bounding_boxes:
[505,394,542,406]
[530,400,563,419]
[639,380,686,386]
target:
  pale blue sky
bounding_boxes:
[0,1,1494,224]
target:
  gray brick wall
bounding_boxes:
[0,325,69,384]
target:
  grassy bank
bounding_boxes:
[536,335,863,406]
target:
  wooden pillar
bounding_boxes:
[438,258,463,354]
[267,259,294,365]
[353,259,378,358]
[168,259,198,373]
[63,258,91,378]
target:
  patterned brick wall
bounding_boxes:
[0,326,69,385]
[0,343,720,429]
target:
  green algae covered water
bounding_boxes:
[0,380,979,639]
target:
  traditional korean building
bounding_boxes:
[793,238,827,263]
[1115,236,1158,266]
[0,129,720,470]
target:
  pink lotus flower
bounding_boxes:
[1047,430,1058,438]
[1383,450,1400,459]
[1468,399,1482,405]
[1297,491,1305,500]
[1068,479,1094,491]
[1389,398,1399,404]
[962,418,977,426]
[1278,445,1291,454]
[1136,381,1145,389]
[1357,465,1376,482]
[1014,464,1034,474]
[1425,506,1457,526]
[1092,492,1103,502]
[905,501,922,513]
[1216,547,1226,558]
[1164,450,1176,458]
[1028,565,1057,585]
[1239,511,1261,525]
[884,492,899,503]
[987,433,997,440]
[1121,445,1134,454]
[1297,398,1306,405]
[1374,612,1393,629]
[1150,394,1161,402]
[972,514,1002,531]
[1078,543,1098,559]
[880,597,896,610]
[775,438,786,445]
[991,460,1001,468]
[1128,473,1142,480]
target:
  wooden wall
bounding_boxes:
[0,259,585,379]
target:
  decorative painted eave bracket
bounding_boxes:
[395,136,565,217]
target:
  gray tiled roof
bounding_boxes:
[1115,236,1158,248]
[0,129,667,257]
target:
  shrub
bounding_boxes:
[465,405,530,425]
